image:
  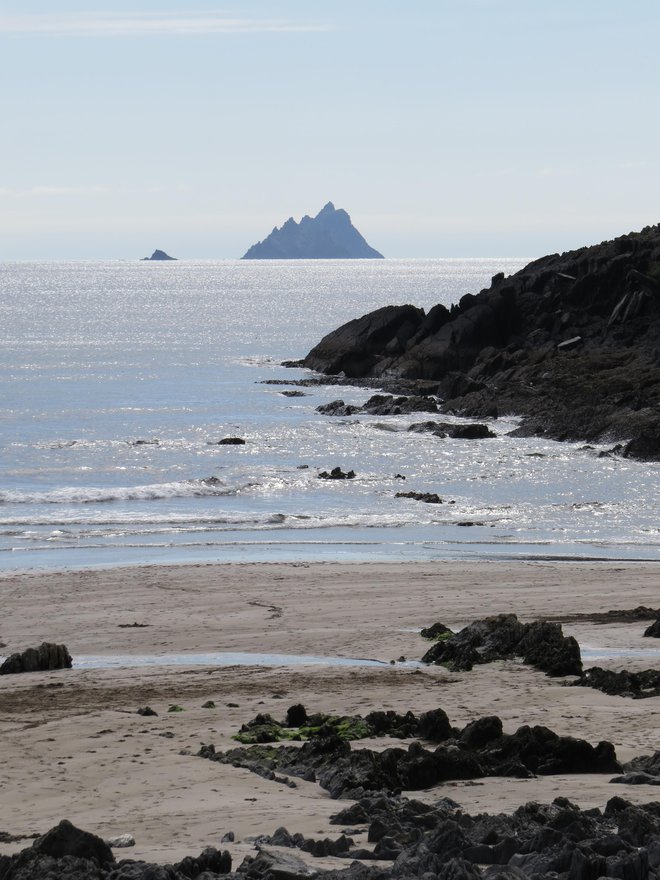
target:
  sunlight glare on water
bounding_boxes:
[1,258,659,568]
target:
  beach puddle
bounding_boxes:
[582,647,660,661]
[67,652,420,670]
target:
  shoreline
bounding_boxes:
[2,559,660,864]
[3,549,660,581]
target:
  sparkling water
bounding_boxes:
[1,258,659,569]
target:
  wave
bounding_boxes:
[0,509,471,531]
[0,477,235,506]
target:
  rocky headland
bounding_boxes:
[302,224,660,458]
[242,202,384,260]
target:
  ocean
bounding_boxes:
[2,258,659,570]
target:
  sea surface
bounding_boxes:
[2,258,659,571]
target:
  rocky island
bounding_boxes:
[303,224,660,459]
[141,249,177,261]
[242,202,383,259]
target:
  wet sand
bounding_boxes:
[1,560,659,863]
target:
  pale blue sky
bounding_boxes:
[2,1,659,259]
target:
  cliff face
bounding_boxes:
[303,225,660,457]
[242,202,384,259]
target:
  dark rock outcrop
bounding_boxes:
[420,621,454,639]
[407,420,495,438]
[233,705,451,745]
[201,709,619,800]
[644,619,660,637]
[318,467,356,480]
[574,666,660,698]
[141,249,177,261]
[421,613,583,677]
[13,796,660,880]
[0,642,72,675]
[303,225,660,457]
[316,394,441,418]
[395,491,443,504]
[242,202,383,260]
[0,819,232,880]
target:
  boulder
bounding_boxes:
[0,642,72,675]
[408,421,495,439]
[243,847,318,880]
[32,819,114,864]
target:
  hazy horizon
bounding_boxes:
[2,1,659,260]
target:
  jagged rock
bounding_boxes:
[408,421,495,439]
[306,305,424,376]
[644,619,660,637]
[201,713,619,800]
[316,400,360,416]
[318,467,356,480]
[575,666,660,698]
[0,820,230,880]
[0,642,72,675]
[317,394,440,418]
[359,394,439,416]
[516,621,582,677]
[623,751,660,775]
[395,491,442,504]
[421,613,582,677]
[33,820,114,864]
[242,202,383,260]
[234,705,454,746]
[610,771,660,785]
[302,224,660,458]
[255,827,354,858]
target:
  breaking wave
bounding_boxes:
[0,478,234,505]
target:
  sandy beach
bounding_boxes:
[1,560,660,864]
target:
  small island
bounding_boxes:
[141,249,177,261]
[242,201,384,260]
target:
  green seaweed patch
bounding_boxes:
[233,711,372,744]
[420,622,454,641]
[233,713,292,744]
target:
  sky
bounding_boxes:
[1,0,660,259]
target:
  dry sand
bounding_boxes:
[1,560,660,864]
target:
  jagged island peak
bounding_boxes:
[242,202,384,260]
